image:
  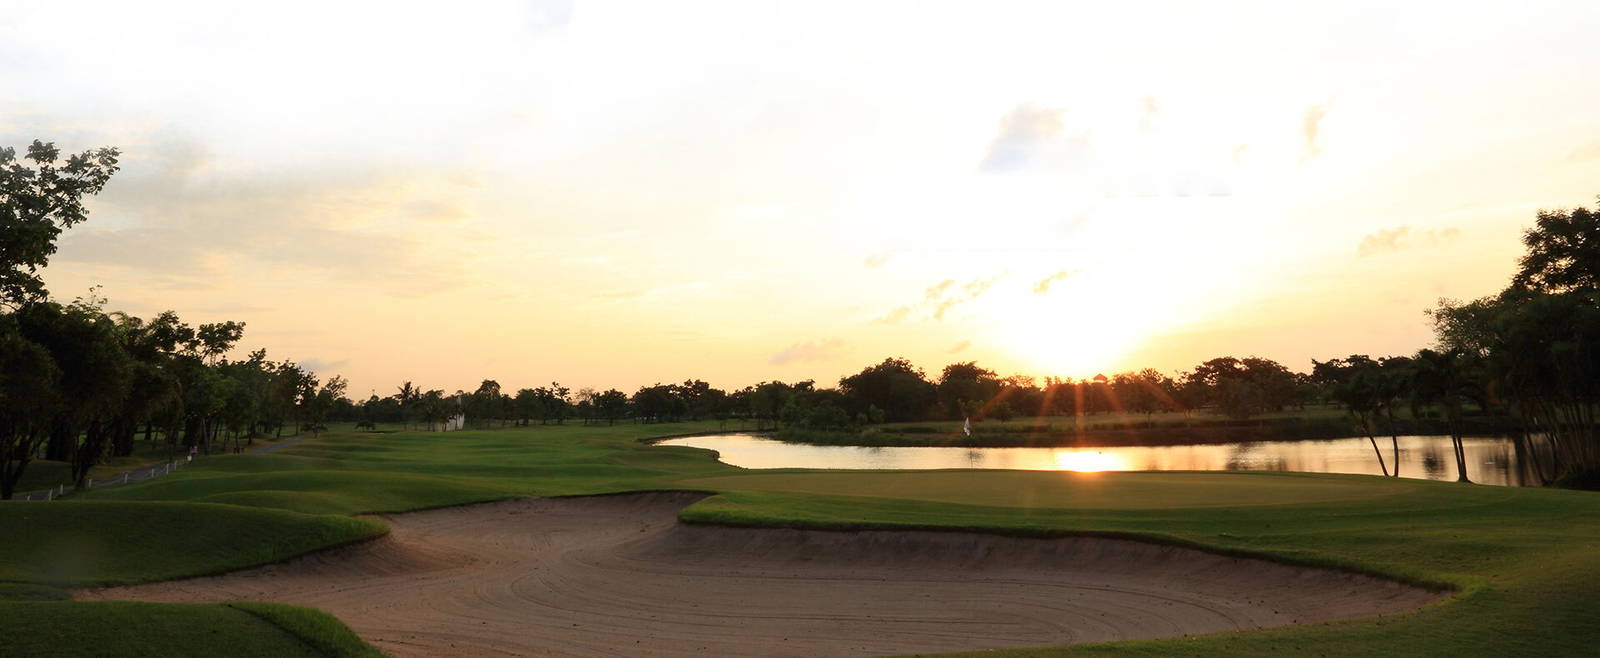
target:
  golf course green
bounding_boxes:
[2,421,1597,656]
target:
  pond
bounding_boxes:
[658,434,1542,487]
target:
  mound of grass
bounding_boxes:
[0,501,385,587]
[0,601,328,657]
[226,602,385,658]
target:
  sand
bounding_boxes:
[76,492,1444,656]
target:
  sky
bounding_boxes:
[5,1,1600,397]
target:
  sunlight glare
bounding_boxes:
[1051,450,1130,472]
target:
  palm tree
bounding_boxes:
[1411,348,1473,483]
[396,381,419,430]
[1333,366,1389,477]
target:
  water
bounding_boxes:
[658,434,1543,486]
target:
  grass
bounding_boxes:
[2,419,1597,655]
[0,601,361,657]
[14,441,181,494]
[676,469,1417,509]
[226,602,386,658]
[0,501,386,586]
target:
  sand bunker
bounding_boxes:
[77,492,1443,656]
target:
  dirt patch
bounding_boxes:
[77,492,1444,656]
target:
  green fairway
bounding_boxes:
[80,421,734,515]
[679,469,1416,509]
[2,422,1597,655]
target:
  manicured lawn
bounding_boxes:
[80,421,734,515]
[2,420,1597,655]
[678,469,1416,509]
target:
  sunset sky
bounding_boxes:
[5,1,1599,397]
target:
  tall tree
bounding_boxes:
[0,141,121,307]
[1513,197,1600,292]
[1410,348,1476,483]
[838,358,935,423]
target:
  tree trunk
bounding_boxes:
[1366,435,1389,476]
[1390,435,1401,478]
[45,419,72,462]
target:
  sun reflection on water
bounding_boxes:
[1051,450,1130,472]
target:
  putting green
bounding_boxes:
[681,469,1419,509]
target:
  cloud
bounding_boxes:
[876,307,915,326]
[1032,270,1073,295]
[1358,226,1462,257]
[863,252,891,268]
[297,357,350,374]
[1138,97,1161,133]
[1301,104,1327,160]
[402,199,470,223]
[875,274,1005,324]
[51,134,475,297]
[979,104,1087,172]
[594,290,647,302]
[947,340,971,354]
[768,339,845,365]
[1568,140,1600,162]
[934,275,1001,320]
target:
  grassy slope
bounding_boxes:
[0,601,352,658]
[3,420,1597,655]
[0,501,386,585]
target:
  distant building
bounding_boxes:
[421,414,466,432]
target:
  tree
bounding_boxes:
[0,141,121,307]
[512,388,541,426]
[1410,348,1476,483]
[302,375,347,437]
[748,381,795,429]
[15,299,133,488]
[595,389,629,425]
[937,362,1000,420]
[471,379,504,427]
[1513,197,1600,292]
[838,358,935,422]
[0,317,61,499]
[396,381,420,430]
[1327,356,1391,476]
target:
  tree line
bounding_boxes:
[0,142,347,498]
[4,140,1597,492]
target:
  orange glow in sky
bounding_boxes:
[7,1,1600,394]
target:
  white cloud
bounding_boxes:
[769,339,845,365]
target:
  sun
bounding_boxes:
[1052,450,1130,472]
[984,276,1153,378]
